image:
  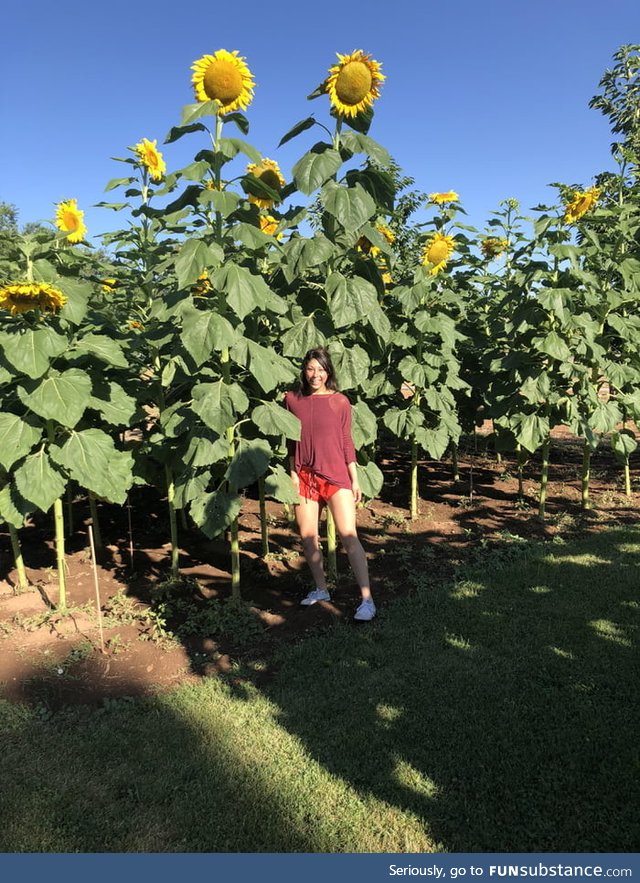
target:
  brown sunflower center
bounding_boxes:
[202,60,244,105]
[258,169,282,191]
[335,61,373,106]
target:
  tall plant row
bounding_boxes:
[1,45,639,604]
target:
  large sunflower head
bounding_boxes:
[191,50,255,114]
[55,199,87,243]
[325,50,384,118]
[192,270,213,297]
[0,282,67,316]
[246,158,285,209]
[563,187,601,224]
[480,237,509,260]
[422,232,455,276]
[133,138,166,182]
[429,191,459,205]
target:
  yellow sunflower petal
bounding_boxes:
[133,138,166,182]
[55,199,87,243]
[563,187,600,224]
[246,158,285,209]
[0,282,67,315]
[422,233,455,276]
[325,49,385,118]
[480,237,509,260]
[191,50,255,114]
[429,191,459,205]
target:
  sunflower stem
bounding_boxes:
[9,524,29,593]
[165,464,180,577]
[88,492,104,555]
[326,508,337,582]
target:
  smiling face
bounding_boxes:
[304,358,329,394]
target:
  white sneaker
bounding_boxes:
[300,588,331,606]
[354,599,376,621]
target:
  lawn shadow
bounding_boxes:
[258,525,640,852]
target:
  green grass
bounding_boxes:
[1,526,638,852]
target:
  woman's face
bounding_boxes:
[304,358,329,394]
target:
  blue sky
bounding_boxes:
[3,0,639,241]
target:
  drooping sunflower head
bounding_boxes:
[563,187,601,224]
[246,159,285,209]
[422,232,456,276]
[191,50,255,114]
[0,282,67,316]
[429,191,460,206]
[132,138,166,182]
[192,270,213,297]
[325,50,384,118]
[357,222,395,257]
[480,237,509,260]
[55,199,87,244]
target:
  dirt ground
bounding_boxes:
[1,429,639,710]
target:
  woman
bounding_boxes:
[284,347,376,621]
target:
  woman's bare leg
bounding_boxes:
[294,498,327,590]
[327,489,372,601]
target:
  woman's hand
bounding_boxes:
[290,470,300,493]
[351,479,362,504]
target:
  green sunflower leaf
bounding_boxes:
[226,439,272,490]
[0,326,68,379]
[292,144,342,195]
[190,490,242,539]
[18,368,92,429]
[14,449,66,514]
[252,402,301,440]
[0,413,43,471]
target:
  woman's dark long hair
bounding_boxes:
[299,346,339,395]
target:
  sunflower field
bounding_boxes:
[1,44,640,609]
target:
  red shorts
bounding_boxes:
[298,467,341,503]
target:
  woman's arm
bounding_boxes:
[347,460,362,503]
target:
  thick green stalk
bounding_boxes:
[410,436,419,520]
[581,440,592,510]
[538,437,550,519]
[53,497,67,611]
[46,422,67,609]
[165,464,180,576]
[8,524,28,592]
[624,460,631,497]
[258,475,269,557]
[88,492,104,555]
[326,508,337,582]
[230,519,241,599]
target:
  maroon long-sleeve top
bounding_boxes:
[284,391,357,489]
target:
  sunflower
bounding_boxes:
[0,282,67,316]
[357,222,395,258]
[563,187,601,224]
[422,232,455,276]
[325,50,384,118]
[133,138,166,182]
[101,278,117,292]
[192,271,213,296]
[246,159,285,209]
[129,320,144,330]
[259,215,283,239]
[429,191,459,205]
[480,237,509,260]
[55,199,87,243]
[381,271,393,286]
[191,50,255,114]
